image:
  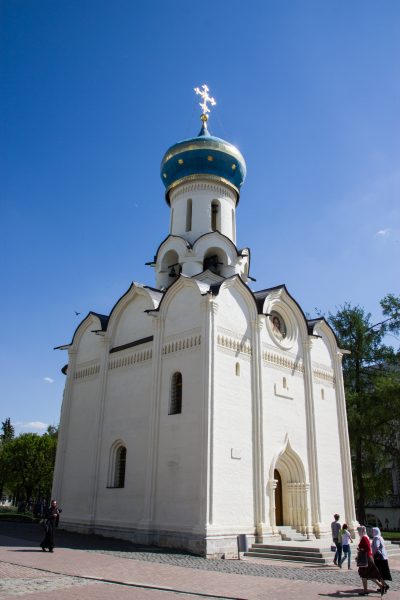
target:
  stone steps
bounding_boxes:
[245,543,332,564]
[245,539,400,564]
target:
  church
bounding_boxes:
[53,86,357,558]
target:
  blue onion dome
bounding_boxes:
[160,120,246,204]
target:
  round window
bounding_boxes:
[270,311,286,340]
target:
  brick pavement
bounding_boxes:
[0,523,399,599]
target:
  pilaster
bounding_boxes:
[89,334,111,528]
[302,338,327,537]
[140,314,165,526]
[334,351,358,534]
[251,315,266,539]
[198,295,217,529]
[52,348,77,502]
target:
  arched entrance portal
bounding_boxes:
[274,469,283,526]
[269,439,311,535]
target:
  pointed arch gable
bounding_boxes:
[216,275,258,326]
[308,318,340,368]
[158,275,207,334]
[107,283,160,347]
[269,436,307,484]
[260,286,309,336]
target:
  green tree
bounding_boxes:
[328,297,400,524]
[1,418,15,444]
[1,432,57,503]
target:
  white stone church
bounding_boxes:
[53,87,357,557]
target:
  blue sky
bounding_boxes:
[2,0,399,434]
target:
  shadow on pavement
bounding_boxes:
[318,591,367,598]
[0,521,195,557]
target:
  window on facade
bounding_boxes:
[283,377,287,389]
[186,199,192,232]
[211,200,220,231]
[169,372,182,415]
[235,362,240,376]
[231,209,235,241]
[114,446,127,488]
[170,208,174,233]
[321,388,325,400]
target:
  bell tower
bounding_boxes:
[152,85,251,290]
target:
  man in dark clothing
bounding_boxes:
[331,513,342,567]
[40,499,61,552]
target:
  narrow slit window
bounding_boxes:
[114,446,126,488]
[211,200,220,231]
[231,209,235,241]
[186,199,192,232]
[321,388,325,400]
[283,377,287,389]
[235,362,240,376]
[169,372,182,415]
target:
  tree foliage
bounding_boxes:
[328,294,400,524]
[0,429,57,503]
[1,418,15,444]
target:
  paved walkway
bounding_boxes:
[0,523,399,599]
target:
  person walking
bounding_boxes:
[331,513,342,567]
[372,527,392,594]
[40,499,61,553]
[339,523,353,569]
[357,525,385,596]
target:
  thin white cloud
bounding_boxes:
[43,377,55,383]
[20,421,48,431]
[376,229,390,236]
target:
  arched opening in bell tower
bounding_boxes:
[158,249,181,289]
[203,248,226,277]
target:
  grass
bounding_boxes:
[0,506,39,523]
[383,531,400,540]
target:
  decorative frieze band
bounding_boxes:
[162,335,201,355]
[170,181,236,203]
[313,368,335,384]
[262,350,303,373]
[74,364,100,380]
[217,334,252,356]
[109,348,152,371]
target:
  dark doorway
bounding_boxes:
[274,469,283,526]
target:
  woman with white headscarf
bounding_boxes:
[357,526,385,596]
[372,527,392,593]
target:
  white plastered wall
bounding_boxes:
[212,284,255,531]
[57,319,104,523]
[153,282,205,530]
[311,332,345,523]
[94,356,152,526]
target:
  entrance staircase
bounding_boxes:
[244,527,400,565]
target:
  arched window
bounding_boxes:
[211,200,220,231]
[108,442,127,488]
[115,446,126,487]
[169,372,182,415]
[235,362,240,376]
[186,199,192,232]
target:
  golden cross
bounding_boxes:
[194,84,216,122]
